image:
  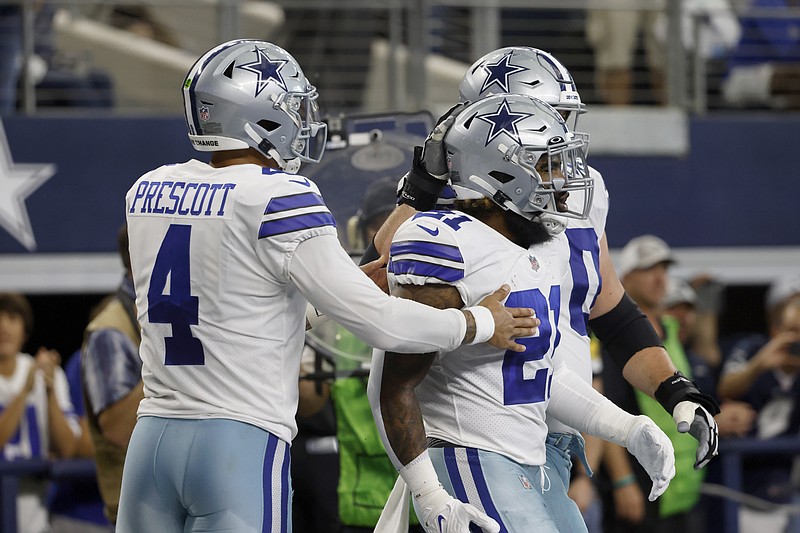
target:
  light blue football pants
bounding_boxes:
[542,432,591,533]
[428,447,560,533]
[116,416,292,533]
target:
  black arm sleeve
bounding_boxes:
[359,237,381,265]
[588,293,663,371]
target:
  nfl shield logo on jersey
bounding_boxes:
[528,255,540,271]
[199,106,210,120]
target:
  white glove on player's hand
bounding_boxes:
[673,400,720,469]
[416,486,500,533]
[626,415,676,501]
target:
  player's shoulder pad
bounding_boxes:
[389,210,475,285]
[266,169,325,196]
[257,171,335,241]
[588,165,609,198]
[393,209,478,247]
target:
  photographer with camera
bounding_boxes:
[717,276,800,532]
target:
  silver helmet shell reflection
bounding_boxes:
[182,39,327,173]
[444,94,593,234]
[458,46,585,126]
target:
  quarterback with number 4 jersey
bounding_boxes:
[369,95,676,533]
[117,40,537,533]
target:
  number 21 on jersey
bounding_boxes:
[502,286,561,406]
[147,224,205,366]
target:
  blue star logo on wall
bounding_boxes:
[477,99,533,146]
[480,53,528,94]
[0,121,55,251]
[236,46,288,97]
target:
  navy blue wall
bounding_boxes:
[593,114,799,248]
[1,113,798,254]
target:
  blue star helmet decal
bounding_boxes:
[479,53,528,94]
[236,46,289,97]
[476,98,534,146]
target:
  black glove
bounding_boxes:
[397,102,468,211]
[655,371,720,469]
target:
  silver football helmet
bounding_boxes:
[182,39,326,173]
[458,47,585,128]
[444,94,592,235]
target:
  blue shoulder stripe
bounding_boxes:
[265,192,325,215]
[390,240,464,264]
[259,212,336,238]
[388,258,464,283]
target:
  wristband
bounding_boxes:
[655,371,721,416]
[464,305,495,345]
[305,303,330,330]
[397,146,447,212]
[399,450,441,498]
[359,237,381,265]
[612,473,636,489]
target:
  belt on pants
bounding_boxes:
[546,432,593,477]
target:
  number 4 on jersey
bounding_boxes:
[147,224,205,365]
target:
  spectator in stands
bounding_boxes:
[585,0,666,105]
[722,0,800,110]
[663,277,756,439]
[585,0,739,106]
[0,2,114,111]
[717,276,800,532]
[0,5,23,114]
[599,235,705,533]
[719,275,800,401]
[108,6,180,47]
[47,349,113,533]
[0,292,79,533]
[81,225,141,526]
[663,276,722,393]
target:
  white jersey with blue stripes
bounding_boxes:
[546,166,609,435]
[385,209,568,466]
[126,159,338,443]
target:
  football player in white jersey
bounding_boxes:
[363,46,720,532]
[368,95,676,533]
[116,40,537,533]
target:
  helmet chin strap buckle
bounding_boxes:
[539,215,567,236]
[244,122,300,174]
[283,158,301,174]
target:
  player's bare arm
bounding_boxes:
[380,351,436,465]
[381,283,463,464]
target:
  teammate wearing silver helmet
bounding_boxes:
[365,46,719,532]
[115,39,537,533]
[458,46,586,129]
[369,94,675,533]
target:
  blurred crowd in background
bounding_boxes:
[1,0,799,115]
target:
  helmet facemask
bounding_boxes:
[445,95,593,236]
[512,134,593,222]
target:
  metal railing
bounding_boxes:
[0,457,97,533]
[0,0,797,116]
